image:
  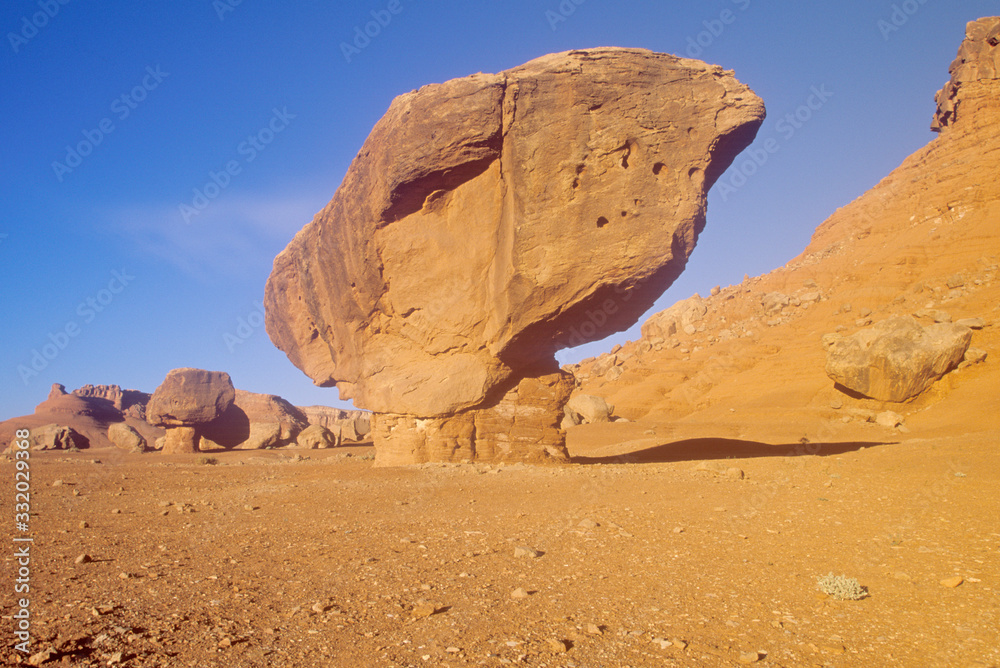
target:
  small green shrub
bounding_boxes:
[817,573,867,600]
[197,456,218,466]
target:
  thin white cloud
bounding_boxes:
[108,191,328,281]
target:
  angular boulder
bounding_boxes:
[108,422,147,453]
[566,394,614,424]
[201,390,308,449]
[147,369,236,454]
[825,316,973,402]
[24,424,87,451]
[297,424,340,450]
[641,294,708,340]
[265,48,764,464]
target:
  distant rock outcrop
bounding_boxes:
[297,406,372,443]
[147,369,235,454]
[26,424,87,451]
[824,316,973,402]
[932,16,1000,131]
[265,48,764,464]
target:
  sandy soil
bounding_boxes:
[3,428,998,668]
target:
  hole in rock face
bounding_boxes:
[596,216,610,228]
[652,162,665,175]
[621,153,629,169]
[620,211,628,218]
[688,167,702,179]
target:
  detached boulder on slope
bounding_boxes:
[824,316,972,402]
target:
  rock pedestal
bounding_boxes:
[264,48,764,465]
[372,369,574,466]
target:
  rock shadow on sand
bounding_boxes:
[572,437,896,465]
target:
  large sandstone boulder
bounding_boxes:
[265,48,764,464]
[24,424,87,451]
[297,424,340,450]
[825,316,973,402]
[108,422,147,453]
[566,394,614,424]
[147,369,236,454]
[932,16,1000,131]
[201,390,308,450]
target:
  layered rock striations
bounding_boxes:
[265,48,764,464]
[932,16,1000,132]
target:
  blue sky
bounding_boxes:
[1,0,994,420]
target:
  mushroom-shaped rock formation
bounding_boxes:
[146,369,236,454]
[265,48,765,465]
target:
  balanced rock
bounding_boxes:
[265,48,764,464]
[147,369,235,454]
[825,316,972,402]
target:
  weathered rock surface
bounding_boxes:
[825,316,972,402]
[202,390,308,450]
[265,48,764,464]
[932,16,1000,131]
[373,370,574,466]
[641,294,708,340]
[566,394,614,424]
[297,406,372,442]
[23,424,87,451]
[108,422,147,453]
[297,424,340,450]
[147,369,235,454]
[73,384,151,413]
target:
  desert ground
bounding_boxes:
[3,423,998,668]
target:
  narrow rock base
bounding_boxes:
[373,370,574,466]
[162,427,200,455]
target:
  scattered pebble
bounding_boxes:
[510,588,530,599]
[941,576,964,588]
[411,603,437,619]
[586,624,603,636]
[546,639,569,653]
[578,518,600,529]
[75,554,92,565]
[514,546,541,558]
[738,650,762,664]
